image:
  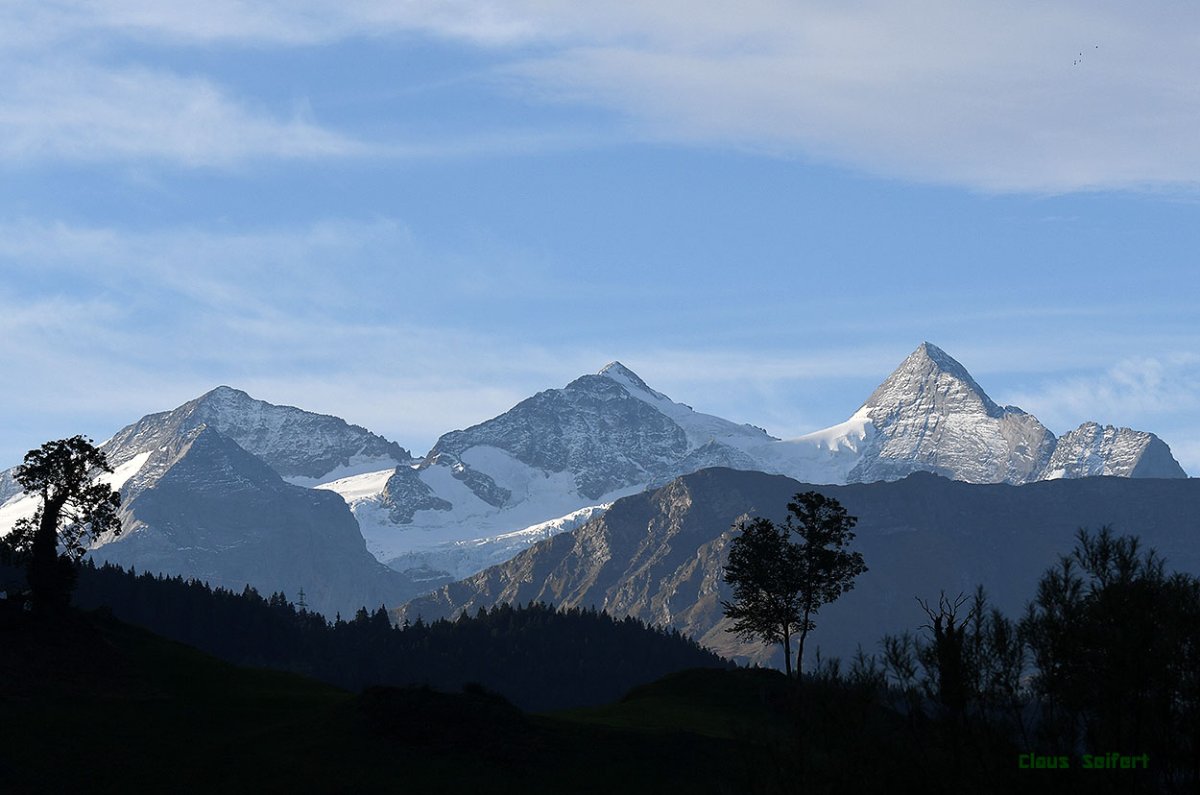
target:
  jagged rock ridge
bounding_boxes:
[1043,421,1185,479]
[102,385,412,480]
[428,373,690,502]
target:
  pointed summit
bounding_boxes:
[860,342,1000,418]
[598,361,653,394]
[847,343,1056,484]
[197,385,253,404]
[912,341,978,381]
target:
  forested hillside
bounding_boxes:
[51,560,731,711]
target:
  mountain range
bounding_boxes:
[333,342,1183,582]
[0,342,1188,618]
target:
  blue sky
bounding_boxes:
[2,2,1198,473]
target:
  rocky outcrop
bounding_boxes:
[1042,422,1187,479]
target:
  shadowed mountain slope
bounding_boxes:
[397,467,1200,667]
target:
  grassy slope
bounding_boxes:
[555,667,789,738]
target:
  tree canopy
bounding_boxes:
[722,491,867,677]
[6,436,122,612]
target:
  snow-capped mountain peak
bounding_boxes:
[598,361,659,397]
[596,361,774,450]
[1042,421,1186,479]
[846,343,1054,483]
[101,386,411,481]
[859,342,1001,419]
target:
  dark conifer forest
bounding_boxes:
[56,560,731,712]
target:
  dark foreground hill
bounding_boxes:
[2,605,1154,795]
[0,606,745,794]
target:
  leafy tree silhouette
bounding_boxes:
[722,491,867,677]
[1021,526,1200,779]
[3,436,122,614]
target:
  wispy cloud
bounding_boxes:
[0,1,565,167]
[0,217,605,461]
[0,60,368,167]
[3,2,1199,188]
[0,216,884,459]
[0,1,543,48]
[497,3,1200,192]
[1006,354,1200,427]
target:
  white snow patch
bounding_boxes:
[388,504,610,581]
[285,454,407,488]
[459,445,545,503]
[313,467,397,503]
[790,412,874,453]
[101,451,151,491]
[0,493,39,537]
[0,452,150,538]
[600,365,775,451]
[349,448,641,565]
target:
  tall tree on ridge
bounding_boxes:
[5,436,122,613]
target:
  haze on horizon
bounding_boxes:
[2,2,1198,473]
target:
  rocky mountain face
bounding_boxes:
[0,468,19,505]
[429,372,691,502]
[101,385,412,481]
[845,343,1058,483]
[843,343,1186,483]
[1042,421,1186,479]
[347,344,1184,583]
[89,424,420,617]
[0,387,422,617]
[396,467,1200,668]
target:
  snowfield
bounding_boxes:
[0,451,150,539]
[314,445,639,570]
